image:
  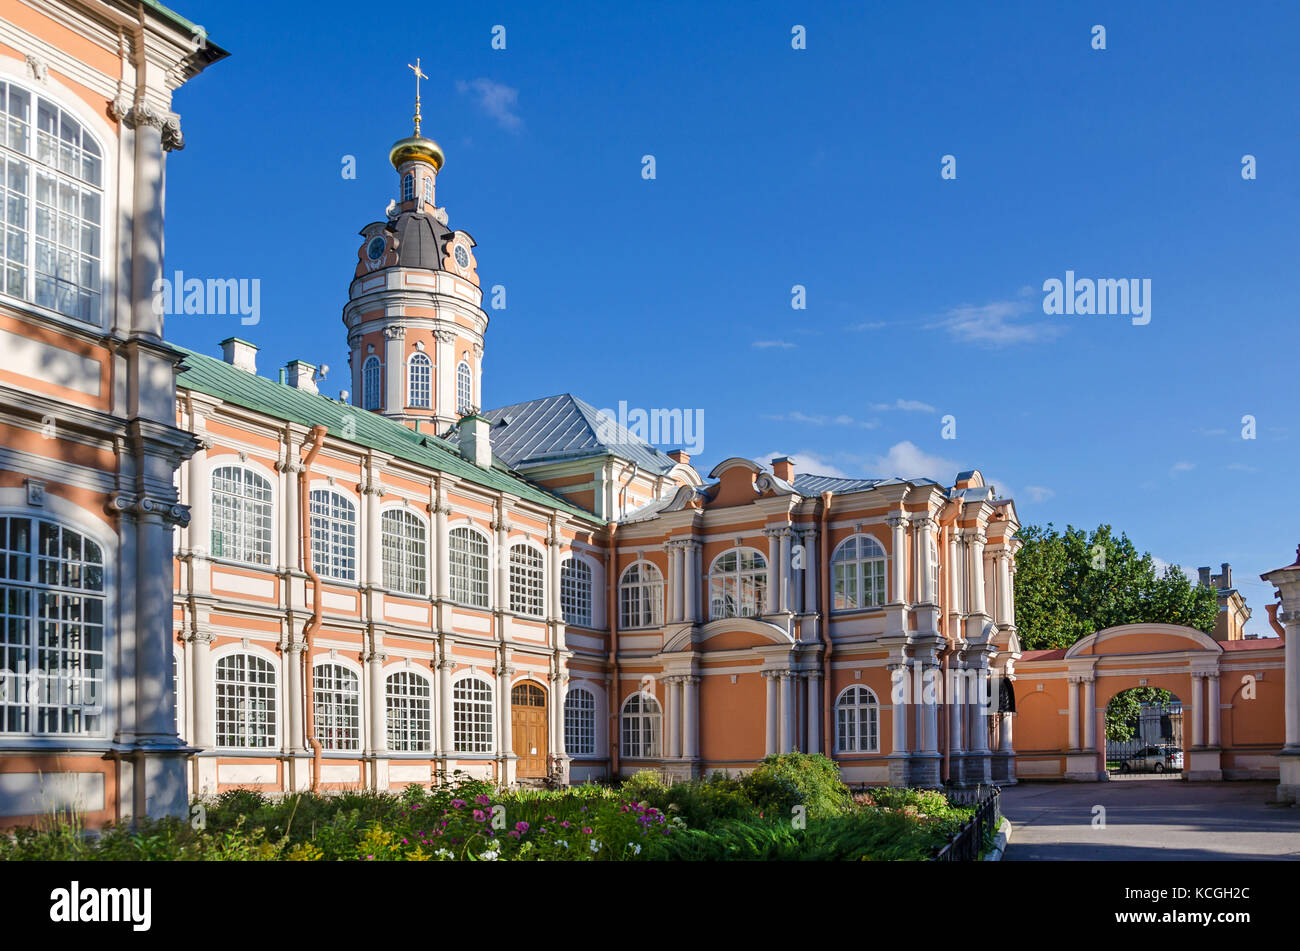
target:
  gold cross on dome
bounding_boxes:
[408,58,428,135]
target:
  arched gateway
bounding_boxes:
[1012,624,1286,782]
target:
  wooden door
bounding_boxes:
[511,682,548,778]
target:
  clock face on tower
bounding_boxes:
[454,244,469,269]
[366,236,386,261]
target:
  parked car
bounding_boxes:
[1118,745,1183,773]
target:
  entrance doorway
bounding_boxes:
[1105,688,1183,777]
[511,682,548,779]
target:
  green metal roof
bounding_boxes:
[175,345,602,525]
[139,0,231,61]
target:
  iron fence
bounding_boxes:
[934,785,1001,861]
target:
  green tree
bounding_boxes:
[1012,523,1218,652]
[1105,687,1174,742]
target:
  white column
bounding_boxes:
[434,493,449,601]
[685,542,700,623]
[682,678,699,759]
[666,677,681,759]
[498,662,514,761]
[1190,673,1204,747]
[369,645,387,755]
[495,515,510,612]
[438,656,453,755]
[999,712,1014,752]
[968,532,987,616]
[806,672,821,754]
[802,529,818,615]
[997,550,1012,625]
[922,662,938,753]
[765,673,778,755]
[189,630,215,749]
[1084,677,1096,750]
[950,664,965,754]
[1207,674,1221,747]
[889,516,907,603]
[669,544,683,622]
[891,663,910,754]
[968,667,991,754]
[765,531,780,614]
[1287,611,1300,749]
[383,327,405,414]
[778,530,792,613]
[1067,676,1079,750]
[917,518,936,603]
[364,482,383,589]
[779,672,794,752]
[948,531,961,616]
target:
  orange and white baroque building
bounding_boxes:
[3,0,1300,830]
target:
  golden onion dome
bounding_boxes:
[389,134,444,171]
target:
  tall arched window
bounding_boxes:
[0,80,104,324]
[619,561,663,629]
[456,361,472,415]
[831,534,887,612]
[401,172,414,201]
[448,526,489,607]
[381,509,427,596]
[565,685,597,756]
[509,543,544,617]
[210,466,272,565]
[835,685,879,753]
[422,177,433,205]
[362,355,382,410]
[214,652,276,748]
[560,557,593,627]
[453,676,494,752]
[0,517,105,736]
[386,669,432,752]
[309,490,356,582]
[407,351,431,408]
[313,663,361,751]
[621,692,661,759]
[708,548,767,619]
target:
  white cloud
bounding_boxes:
[1227,463,1256,472]
[930,296,1063,347]
[867,441,961,483]
[1151,555,1199,585]
[752,340,796,350]
[455,78,522,131]
[753,450,851,479]
[1022,485,1054,503]
[866,398,937,413]
[762,411,879,429]
[846,321,887,332]
[1170,461,1195,475]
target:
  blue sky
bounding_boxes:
[164,0,1297,632]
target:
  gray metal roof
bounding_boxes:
[791,473,943,496]
[448,394,680,475]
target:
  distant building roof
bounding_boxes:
[448,394,680,475]
[790,473,944,496]
[175,346,599,524]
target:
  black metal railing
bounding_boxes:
[934,786,1001,861]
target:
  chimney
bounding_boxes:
[1197,566,1211,587]
[771,456,794,483]
[1220,563,1232,589]
[285,360,318,394]
[459,414,492,468]
[220,337,258,373]
[667,449,690,466]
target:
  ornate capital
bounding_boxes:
[384,326,407,340]
[161,116,184,152]
[107,492,190,527]
[434,329,457,344]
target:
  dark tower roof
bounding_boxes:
[385,210,454,271]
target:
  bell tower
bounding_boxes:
[343,59,487,431]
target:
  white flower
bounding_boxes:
[435,848,453,860]
[556,840,569,849]
[632,843,641,855]
[480,847,500,862]
[589,839,602,854]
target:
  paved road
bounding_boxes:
[1001,781,1300,860]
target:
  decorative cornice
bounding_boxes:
[108,492,190,527]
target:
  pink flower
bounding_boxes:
[451,799,466,809]
[515,821,529,833]
[475,794,491,806]
[582,827,593,835]
[473,809,486,822]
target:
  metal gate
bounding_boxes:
[1106,701,1183,775]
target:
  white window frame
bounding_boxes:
[564,684,597,757]
[509,542,545,617]
[386,668,432,752]
[619,560,663,629]
[621,691,661,759]
[452,674,494,753]
[209,464,273,566]
[213,650,278,749]
[401,172,414,202]
[560,555,593,628]
[708,547,767,620]
[407,351,432,409]
[309,489,357,582]
[456,360,472,415]
[313,661,361,752]
[361,355,382,411]
[831,534,887,613]
[448,525,490,608]
[835,685,880,753]
[381,507,428,596]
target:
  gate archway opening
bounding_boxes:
[1105,687,1183,778]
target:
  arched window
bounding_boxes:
[708,548,767,619]
[381,509,427,596]
[313,663,361,751]
[448,526,489,607]
[309,490,356,582]
[214,652,276,748]
[422,177,433,205]
[560,556,593,627]
[0,80,104,324]
[929,540,939,604]
[386,669,431,752]
[401,172,414,201]
[0,517,105,736]
[456,361,472,415]
[453,676,494,752]
[509,543,544,617]
[210,466,272,565]
[621,691,661,759]
[361,355,382,411]
[835,685,879,753]
[831,534,887,612]
[619,561,663,629]
[407,351,431,408]
[564,685,597,756]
